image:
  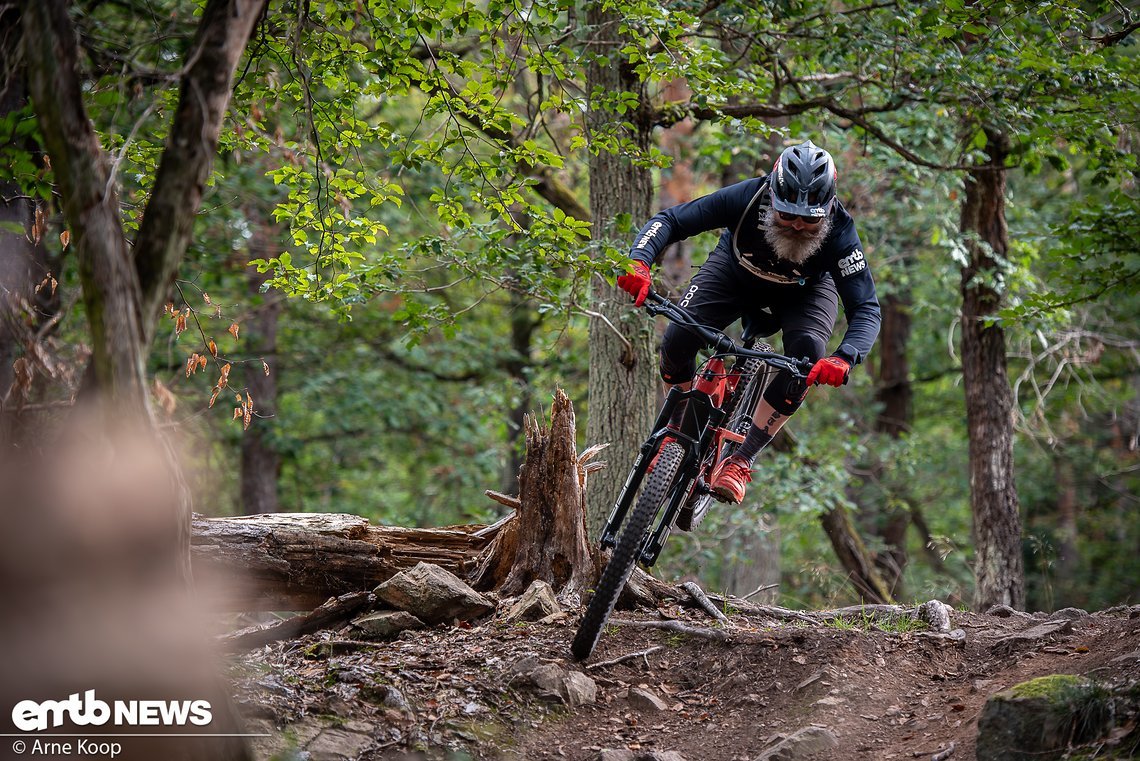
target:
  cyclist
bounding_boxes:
[617,140,881,505]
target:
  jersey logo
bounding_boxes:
[838,248,866,277]
[636,221,664,250]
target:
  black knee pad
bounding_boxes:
[659,353,695,385]
[761,329,826,414]
[659,323,703,384]
[763,371,809,415]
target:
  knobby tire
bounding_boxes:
[571,441,685,661]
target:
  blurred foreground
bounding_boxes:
[0,406,250,760]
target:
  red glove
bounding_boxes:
[807,356,851,387]
[617,260,652,306]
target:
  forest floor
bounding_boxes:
[230,599,1140,761]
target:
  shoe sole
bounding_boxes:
[710,486,743,504]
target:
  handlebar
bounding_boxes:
[644,290,813,378]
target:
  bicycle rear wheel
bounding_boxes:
[571,440,685,661]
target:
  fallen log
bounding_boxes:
[191,512,494,610]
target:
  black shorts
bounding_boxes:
[660,248,839,384]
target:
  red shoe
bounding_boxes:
[647,435,677,473]
[709,455,752,503]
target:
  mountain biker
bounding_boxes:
[617,140,881,505]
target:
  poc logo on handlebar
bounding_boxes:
[680,284,699,308]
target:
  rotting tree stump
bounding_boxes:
[471,389,603,598]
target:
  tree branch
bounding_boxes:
[134,0,268,347]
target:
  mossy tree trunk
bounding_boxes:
[960,127,1024,611]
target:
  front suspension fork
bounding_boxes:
[599,387,691,549]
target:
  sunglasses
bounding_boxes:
[777,211,823,224]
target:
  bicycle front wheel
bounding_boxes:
[571,440,685,661]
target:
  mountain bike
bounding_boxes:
[570,290,812,661]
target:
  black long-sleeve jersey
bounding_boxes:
[629,175,881,365]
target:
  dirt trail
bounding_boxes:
[233,603,1140,760]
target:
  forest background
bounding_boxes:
[2,0,1137,615]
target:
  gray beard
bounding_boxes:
[763,208,832,265]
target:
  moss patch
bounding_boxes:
[1007,674,1090,702]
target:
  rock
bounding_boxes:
[1109,649,1140,665]
[372,562,494,625]
[917,599,953,632]
[976,674,1113,761]
[509,655,542,675]
[985,604,1031,618]
[305,726,374,761]
[360,683,410,712]
[505,579,561,622]
[755,726,839,761]
[1047,607,1089,620]
[529,663,569,700]
[351,610,425,640]
[597,752,687,761]
[992,619,1074,655]
[627,687,669,712]
[511,658,596,705]
[563,670,597,707]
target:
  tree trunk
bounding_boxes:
[583,5,657,539]
[473,389,598,597]
[875,292,914,438]
[655,78,696,298]
[241,208,282,515]
[132,0,270,346]
[23,0,149,409]
[501,286,538,494]
[1053,452,1079,603]
[869,289,915,595]
[24,0,269,589]
[960,126,1025,610]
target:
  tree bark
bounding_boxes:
[1053,451,1079,603]
[870,289,915,595]
[875,292,914,438]
[583,6,657,539]
[0,3,62,440]
[960,126,1025,610]
[501,283,538,495]
[133,0,268,344]
[22,0,270,602]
